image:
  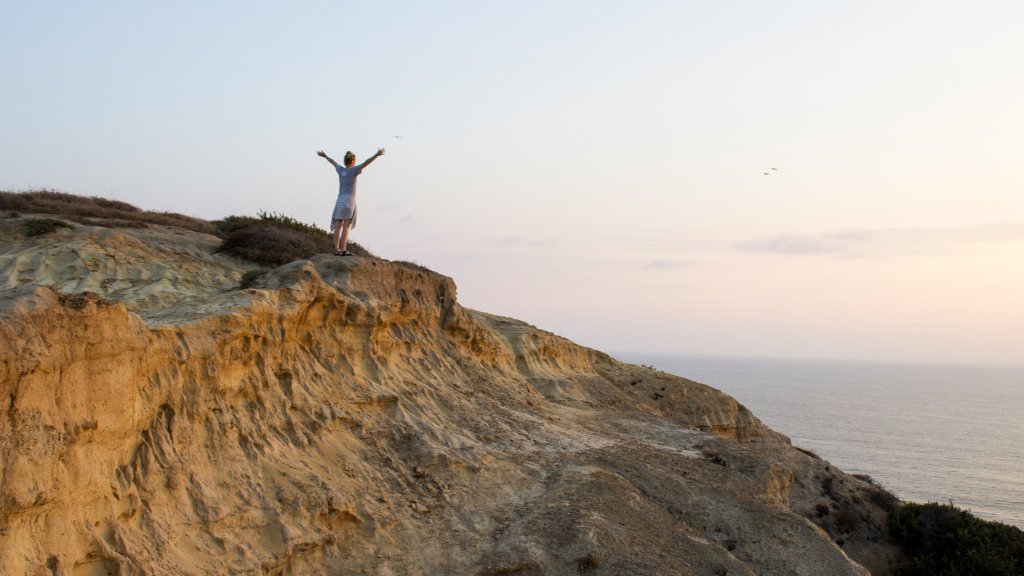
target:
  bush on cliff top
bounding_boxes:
[0,189,216,234]
[889,502,1024,576]
[215,210,373,266]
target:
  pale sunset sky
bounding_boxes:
[2,1,1022,365]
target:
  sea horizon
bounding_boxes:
[613,350,1024,372]
[613,351,1024,529]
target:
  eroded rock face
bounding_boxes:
[0,219,900,575]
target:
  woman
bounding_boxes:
[317,147,384,255]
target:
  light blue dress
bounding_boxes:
[331,162,365,230]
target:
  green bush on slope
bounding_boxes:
[889,502,1024,576]
[21,218,71,236]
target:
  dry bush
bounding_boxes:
[797,447,822,460]
[833,506,861,533]
[346,241,374,257]
[391,260,435,274]
[852,474,900,512]
[0,189,215,234]
[238,269,269,289]
[867,485,899,513]
[702,449,728,467]
[821,476,840,501]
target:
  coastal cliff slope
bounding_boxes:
[0,213,901,575]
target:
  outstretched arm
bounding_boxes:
[316,150,338,167]
[361,148,385,168]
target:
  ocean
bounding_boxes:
[613,352,1024,529]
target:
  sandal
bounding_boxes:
[334,249,342,256]
[340,250,353,257]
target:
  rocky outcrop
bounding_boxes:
[0,216,901,575]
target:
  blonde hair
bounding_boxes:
[343,151,356,167]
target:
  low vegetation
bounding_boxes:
[796,446,822,460]
[391,260,436,274]
[1,189,215,234]
[237,269,270,289]
[3,190,379,267]
[889,502,1024,576]
[21,218,71,237]
[215,210,373,266]
[854,474,900,513]
[832,505,861,533]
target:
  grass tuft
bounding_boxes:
[238,269,269,289]
[391,260,435,274]
[22,218,71,237]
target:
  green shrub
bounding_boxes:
[253,210,374,257]
[213,214,261,236]
[256,210,331,237]
[22,218,71,236]
[216,211,376,266]
[889,502,1024,576]
[219,224,331,266]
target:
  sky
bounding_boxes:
[2,1,1023,365]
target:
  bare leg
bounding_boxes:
[333,220,343,252]
[340,219,353,252]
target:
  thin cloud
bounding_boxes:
[495,235,555,247]
[644,259,696,270]
[737,233,855,255]
[737,223,1024,258]
[398,213,414,224]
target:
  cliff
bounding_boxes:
[0,212,902,575]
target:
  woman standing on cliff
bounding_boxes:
[317,148,384,256]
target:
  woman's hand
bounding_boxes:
[317,150,327,158]
[376,148,385,157]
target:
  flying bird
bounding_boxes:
[394,135,403,139]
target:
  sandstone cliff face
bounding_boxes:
[0,217,900,575]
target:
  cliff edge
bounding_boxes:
[0,211,901,575]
